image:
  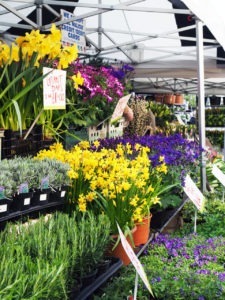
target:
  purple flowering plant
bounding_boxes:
[67,61,127,125]
[92,133,203,189]
[96,233,225,299]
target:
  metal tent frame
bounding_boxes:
[1,0,225,191]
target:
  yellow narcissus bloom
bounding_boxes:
[50,23,62,42]
[67,169,78,179]
[78,193,87,212]
[72,71,84,89]
[93,140,100,148]
[10,44,20,62]
[130,195,139,207]
[152,196,160,205]
[85,191,96,202]
[7,24,78,70]
[35,141,168,230]
[156,163,168,174]
[77,141,90,150]
[147,185,154,193]
[58,44,78,69]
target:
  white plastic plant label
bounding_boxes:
[117,223,154,297]
[183,174,205,212]
[0,204,7,212]
[24,198,31,205]
[212,165,225,187]
[18,183,29,194]
[0,186,5,200]
[61,191,66,197]
[40,194,47,201]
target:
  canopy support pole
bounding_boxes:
[98,0,102,49]
[196,19,207,193]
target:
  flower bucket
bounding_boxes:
[133,214,152,247]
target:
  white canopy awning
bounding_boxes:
[1,0,225,94]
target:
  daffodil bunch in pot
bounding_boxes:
[0,24,84,150]
[35,141,149,264]
[87,143,155,265]
[131,154,179,247]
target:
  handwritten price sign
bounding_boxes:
[183,174,205,212]
[111,94,131,123]
[43,67,66,110]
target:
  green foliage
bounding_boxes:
[0,54,46,132]
[147,102,175,126]
[0,211,111,299]
[94,232,225,299]
[205,108,225,127]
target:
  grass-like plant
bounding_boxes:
[0,211,111,299]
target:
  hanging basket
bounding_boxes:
[164,94,175,105]
[175,94,184,104]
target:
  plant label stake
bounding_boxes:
[194,209,197,234]
[183,175,205,233]
[212,165,225,202]
[133,271,139,300]
[117,223,154,298]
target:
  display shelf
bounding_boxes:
[205,127,225,131]
[155,197,189,234]
[0,200,65,223]
[73,257,123,300]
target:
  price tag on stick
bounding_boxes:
[117,223,154,297]
[183,174,205,212]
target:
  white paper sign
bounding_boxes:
[111,94,131,123]
[183,174,205,212]
[60,9,86,52]
[117,223,153,297]
[43,67,66,110]
[212,165,225,186]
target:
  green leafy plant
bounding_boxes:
[0,60,47,133]
[0,211,111,299]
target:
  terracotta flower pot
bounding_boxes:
[175,94,184,104]
[133,214,152,247]
[164,94,175,105]
[106,226,137,266]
